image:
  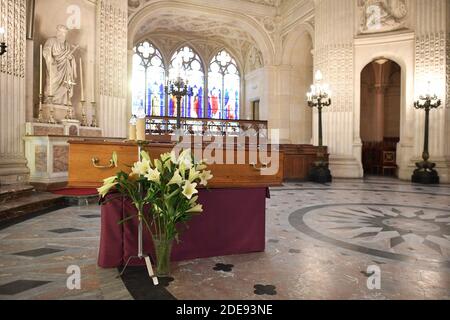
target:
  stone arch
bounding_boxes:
[356,53,408,146]
[131,39,168,69]
[127,1,275,65]
[281,23,314,65]
[353,37,416,181]
[168,43,207,74]
[207,47,244,78]
[279,24,315,144]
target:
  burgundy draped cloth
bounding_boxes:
[98,188,268,268]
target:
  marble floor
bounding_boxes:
[0,177,449,300]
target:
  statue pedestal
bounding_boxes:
[308,160,332,184]
[411,161,440,185]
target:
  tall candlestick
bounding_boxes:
[39,44,43,96]
[91,68,95,103]
[79,57,85,101]
[49,68,53,97]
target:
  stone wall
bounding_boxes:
[0,0,29,184]
[32,0,96,122]
[313,0,361,177]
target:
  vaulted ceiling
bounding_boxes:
[128,0,285,13]
[131,11,260,70]
[128,1,276,67]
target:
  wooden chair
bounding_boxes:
[382,151,397,176]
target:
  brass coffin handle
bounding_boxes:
[91,152,118,169]
[250,163,268,171]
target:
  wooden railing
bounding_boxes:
[145,116,268,137]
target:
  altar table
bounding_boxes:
[98,188,268,268]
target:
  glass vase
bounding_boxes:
[152,235,173,277]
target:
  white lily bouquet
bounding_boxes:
[98,149,213,275]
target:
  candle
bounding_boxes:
[79,57,85,101]
[129,116,137,141]
[136,117,146,141]
[39,44,43,96]
[129,123,137,141]
[128,123,136,141]
[129,124,137,141]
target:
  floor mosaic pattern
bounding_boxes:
[0,177,449,300]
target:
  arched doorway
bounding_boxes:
[360,59,401,177]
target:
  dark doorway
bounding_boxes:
[360,59,401,177]
[252,100,260,120]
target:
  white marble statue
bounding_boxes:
[43,25,78,105]
[359,0,408,34]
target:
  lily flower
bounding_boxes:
[170,151,179,164]
[188,168,200,182]
[199,170,213,186]
[182,181,198,200]
[140,150,151,161]
[132,159,151,176]
[145,168,161,184]
[189,195,198,205]
[186,204,203,214]
[103,176,117,185]
[97,182,117,197]
[168,169,184,186]
[154,159,163,172]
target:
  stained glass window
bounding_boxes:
[168,46,205,118]
[208,50,240,120]
[132,41,166,116]
[131,43,241,120]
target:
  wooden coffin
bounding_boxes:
[68,139,284,189]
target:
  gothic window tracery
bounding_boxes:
[132,43,241,120]
[208,50,240,120]
[132,41,165,117]
[168,46,205,118]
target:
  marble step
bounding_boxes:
[0,184,35,203]
[0,192,66,229]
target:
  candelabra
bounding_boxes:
[80,100,88,126]
[64,80,76,120]
[37,94,44,122]
[0,27,6,56]
[0,42,6,56]
[90,101,98,127]
[47,95,57,124]
[165,77,192,129]
[411,84,441,184]
[306,70,332,183]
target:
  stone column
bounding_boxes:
[0,0,29,185]
[372,85,386,141]
[313,0,362,178]
[25,38,34,122]
[96,0,128,138]
[371,61,392,142]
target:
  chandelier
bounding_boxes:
[307,70,331,108]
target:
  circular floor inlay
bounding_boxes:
[289,204,450,267]
[382,218,440,233]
